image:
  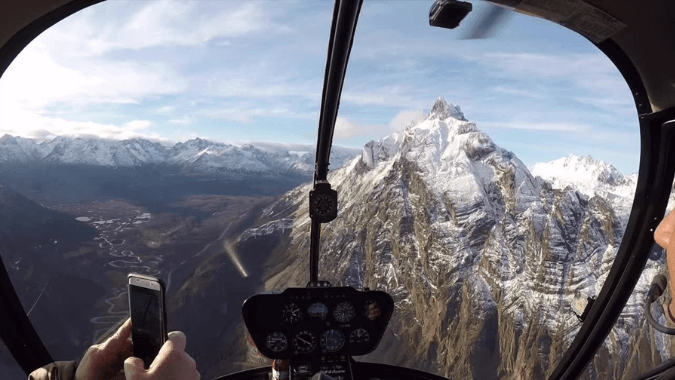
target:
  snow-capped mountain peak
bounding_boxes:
[264,97,651,379]
[362,99,495,179]
[530,154,635,198]
[427,96,466,121]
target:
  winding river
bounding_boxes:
[86,211,240,343]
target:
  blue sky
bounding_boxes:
[0,0,639,174]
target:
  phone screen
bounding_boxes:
[129,284,163,368]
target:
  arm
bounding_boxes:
[654,210,675,322]
[26,318,131,380]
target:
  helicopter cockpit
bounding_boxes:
[2,0,675,380]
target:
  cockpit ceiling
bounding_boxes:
[0,0,73,49]
[0,0,674,111]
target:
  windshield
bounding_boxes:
[0,1,657,379]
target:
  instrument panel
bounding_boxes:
[242,286,393,360]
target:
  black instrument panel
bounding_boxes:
[242,286,393,360]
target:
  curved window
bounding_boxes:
[0,1,655,379]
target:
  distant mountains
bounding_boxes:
[0,134,360,178]
[0,135,362,205]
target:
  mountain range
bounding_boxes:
[0,97,668,379]
[0,134,360,177]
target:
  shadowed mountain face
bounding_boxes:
[0,183,104,362]
[0,183,98,264]
[173,99,665,379]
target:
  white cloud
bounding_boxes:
[481,121,636,144]
[482,121,588,132]
[334,116,359,139]
[168,117,191,125]
[389,110,425,131]
[0,104,162,142]
[194,105,316,123]
[341,90,426,109]
[157,106,175,114]
[39,1,290,56]
[199,68,321,100]
[1,41,186,111]
[489,86,541,98]
[333,110,427,141]
[476,52,634,113]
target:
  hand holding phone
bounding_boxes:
[127,273,167,369]
[124,331,200,380]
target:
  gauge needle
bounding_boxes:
[298,337,311,345]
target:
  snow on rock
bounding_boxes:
[531,154,635,199]
[531,154,638,225]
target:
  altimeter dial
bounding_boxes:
[282,303,302,324]
[293,330,316,353]
[321,329,345,352]
[349,328,370,343]
[333,301,355,323]
[266,332,288,352]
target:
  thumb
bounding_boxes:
[124,356,146,379]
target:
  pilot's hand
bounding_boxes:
[75,318,133,380]
[655,209,675,320]
[124,331,200,380]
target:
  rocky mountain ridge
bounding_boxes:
[217,97,667,379]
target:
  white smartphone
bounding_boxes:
[127,273,167,368]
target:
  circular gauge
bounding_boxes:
[349,328,370,343]
[309,188,337,222]
[265,332,288,352]
[321,329,345,352]
[312,194,334,217]
[282,303,302,324]
[293,330,316,353]
[333,301,356,323]
[308,302,328,319]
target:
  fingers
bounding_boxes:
[119,337,134,361]
[104,318,132,351]
[149,331,187,371]
[187,353,197,370]
[167,331,187,352]
[124,356,145,378]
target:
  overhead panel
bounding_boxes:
[488,0,626,43]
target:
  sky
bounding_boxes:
[0,0,639,174]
